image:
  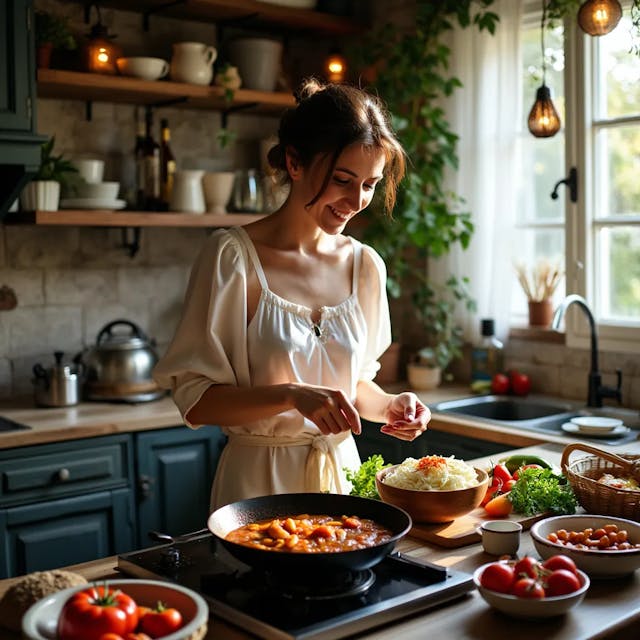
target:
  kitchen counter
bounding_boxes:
[1,444,639,640]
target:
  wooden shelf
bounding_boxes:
[4,210,265,227]
[37,69,295,114]
[87,0,363,35]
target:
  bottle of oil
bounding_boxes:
[159,118,176,211]
[470,318,504,388]
[133,107,146,209]
[142,107,161,210]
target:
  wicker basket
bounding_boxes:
[561,443,640,521]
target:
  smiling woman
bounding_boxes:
[153,78,431,510]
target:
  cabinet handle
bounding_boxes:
[57,468,71,482]
[138,474,154,499]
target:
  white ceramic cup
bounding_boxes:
[72,158,105,184]
[478,520,522,556]
[116,57,170,81]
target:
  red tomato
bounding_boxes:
[512,463,543,480]
[511,577,545,598]
[492,463,514,485]
[513,556,539,579]
[99,635,124,640]
[491,373,510,395]
[484,492,514,517]
[480,480,502,506]
[510,370,531,396]
[545,569,581,596]
[139,601,183,638]
[479,562,515,593]
[541,554,578,575]
[504,479,517,491]
[58,585,139,640]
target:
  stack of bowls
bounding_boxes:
[61,159,125,210]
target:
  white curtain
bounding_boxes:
[431,0,523,345]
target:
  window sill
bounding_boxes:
[508,326,565,343]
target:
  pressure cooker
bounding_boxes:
[80,319,166,403]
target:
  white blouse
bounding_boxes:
[153,226,391,509]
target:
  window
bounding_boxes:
[517,1,640,352]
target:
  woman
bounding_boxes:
[154,78,430,509]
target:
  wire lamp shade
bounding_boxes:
[528,85,561,137]
[577,0,622,36]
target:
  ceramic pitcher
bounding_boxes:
[170,42,217,85]
[169,170,205,213]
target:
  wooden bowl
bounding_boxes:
[375,465,489,523]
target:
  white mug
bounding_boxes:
[478,520,522,556]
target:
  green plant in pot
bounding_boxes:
[352,1,498,387]
[34,10,77,69]
[20,137,77,212]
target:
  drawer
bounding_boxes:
[0,435,132,507]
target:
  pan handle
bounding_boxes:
[389,551,448,580]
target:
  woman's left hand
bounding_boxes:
[380,392,430,441]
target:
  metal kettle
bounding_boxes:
[32,351,81,407]
[81,319,165,403]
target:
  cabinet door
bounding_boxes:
[135,426,226,547]
[0,488,135,579]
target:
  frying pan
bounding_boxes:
[207,492,412,574]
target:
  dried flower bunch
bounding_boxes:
[514,259,564,302]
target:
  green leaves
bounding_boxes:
[508,467,578,517]
[344,454,390,500]
[35,137,77,184]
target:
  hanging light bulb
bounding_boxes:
[84,3,121,74]
[528,1,561,138]
[577,0,622,36]
[324,50,347,83]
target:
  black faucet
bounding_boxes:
[551,294,622,408]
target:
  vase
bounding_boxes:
[202,171,235,213]
[407,363,442,391]
[20,181,60,211]
[528,299,553,327]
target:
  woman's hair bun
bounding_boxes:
[294,77,325,104]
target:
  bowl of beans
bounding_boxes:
[530,514,640,578]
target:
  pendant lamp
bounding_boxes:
[527,2,561,138]
[577,0,622,36]
[324,49,347,83]
[84,3,121,74]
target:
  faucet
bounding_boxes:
[551,294,622,408]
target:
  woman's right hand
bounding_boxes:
[290,384,362,435]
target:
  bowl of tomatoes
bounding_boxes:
[22,579,208,640]
[530,514,640,578]
[473,555,589,619]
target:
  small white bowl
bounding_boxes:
[22,579,208,640]
[117,56,170,81]
[473,563,589,619]
[76,181,120,201]
[570,416,623,432]
[530,514,640,577]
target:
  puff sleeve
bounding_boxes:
[357,243,392,382]
[153,229,251,427]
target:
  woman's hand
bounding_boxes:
[291,384,362,435]
[380,392,430,441]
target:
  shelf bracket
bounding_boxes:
[121,227,141,258]
[142,0,186,31]
[85,100,93,122]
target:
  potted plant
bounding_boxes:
[352,2,499,385]
[20,137,77,212]
[34,10,77,69]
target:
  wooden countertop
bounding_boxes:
[1,444,638,640]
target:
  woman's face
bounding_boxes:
[297,143,386,233]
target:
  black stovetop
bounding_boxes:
[118,533,474,640]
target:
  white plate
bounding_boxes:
[561,422,630,438]
[570,416,623,431]
[60,198,127,210]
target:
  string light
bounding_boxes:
[324,50,347,83]
[577,0,622,36]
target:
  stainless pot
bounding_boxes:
[81,319,166,403]
[32,351,81,407]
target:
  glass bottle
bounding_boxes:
[159,118,176,211]
[134,107,146,210]
[142,107,161,210]
[470,318,504,384]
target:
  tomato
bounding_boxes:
[99,635,124,640]
[504,479,517,491]
[541,554,578,575]
[58,585,139,640]
[492,463,514,485]
[484,492,513,517]
[491,373,510,395]
[512,463,543,480]
[139,601,183,638]
[510,370,531,396]
[125,634,152,640]
[513,556,539,579]
[511,577,545,598]
[479,562,515,593]
[545,569,581,596]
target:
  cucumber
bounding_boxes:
[499,454,553,474]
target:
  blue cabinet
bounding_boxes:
[135,426,226,547]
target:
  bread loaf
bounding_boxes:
[0,569,87,632]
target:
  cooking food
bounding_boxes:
[597,473,640,491]
[226,514,393,553]
[381,455,479,491]
[545,522,640,550]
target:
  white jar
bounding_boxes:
[170,170,205,213]
[170,42,217,85]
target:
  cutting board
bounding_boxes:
[409,508,547,548]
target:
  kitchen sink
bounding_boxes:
[429,395,639,445]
